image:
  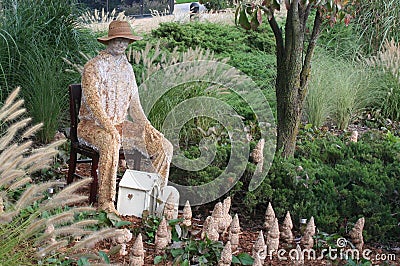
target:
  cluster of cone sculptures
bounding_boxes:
[125,198,365,265]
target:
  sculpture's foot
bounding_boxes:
[99,202,119,216]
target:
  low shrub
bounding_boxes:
[242,129,399,242]
[172,126,399,242]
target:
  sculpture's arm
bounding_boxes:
[82,64,119,138]
[129,89,151,126]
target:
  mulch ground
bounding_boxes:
[57,164,399,266]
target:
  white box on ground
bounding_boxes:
[117,170,161,217]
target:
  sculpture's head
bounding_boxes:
[97,20,142,45]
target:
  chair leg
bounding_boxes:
[67,148,77,184]
[89,155,99,204]
[133,151,142,170]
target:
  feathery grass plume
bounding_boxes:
[365,39,400,120]
[0,170,26,188]
[4,108,26,122]
[46,212,75,227]
[79,8,136,32]
[0,89,123,263]
[7,177,32,191]
[1,87,21,110]
[50,178,92,201]
[37,240,69,258]
[72,219,99,228]
[21,122,43,139]
[73,227,126,250]
[51,226,91,238]
[0,210,18,224]
[15,181,63,210]
[41,195,89,212]
[0,141,31,165]
[0,99,25,121]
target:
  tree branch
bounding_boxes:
[300,9,322,92]
[303,2,313,26]
[268,13,284,63]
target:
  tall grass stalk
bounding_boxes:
[306,50,382,129]
[0,0,100,143]
[0,88,123,264]
[355,0,400,54]
[366,39,400,121]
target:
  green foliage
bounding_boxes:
[318,23,362,59]
[141,214,162,243]
[305,49,382,129]
[243,129,400,242]
[235,0,357,31]
[232,252,254,265]
[345,258,372,266]
[154,236,253,266]
[365,39,400,121]
[142,21,277,117]
[151,22,275,55]
[0,0,101,142]
[380,74,400,121]
[169,237,224,265]
[149,22,276,92]
[354,0,400,54]
[199,0,233,11]
[175,126,399,242]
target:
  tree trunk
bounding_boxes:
[269,1,322,157]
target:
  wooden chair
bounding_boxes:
[67,84,141,203]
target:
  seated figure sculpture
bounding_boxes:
[78,20,173,214]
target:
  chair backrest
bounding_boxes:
[69,84,82,143]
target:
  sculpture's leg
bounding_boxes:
[122,121,173,187]
[78,121,120,214]
[144,123,173,187]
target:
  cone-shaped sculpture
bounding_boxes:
[280,211,294,244]
[207,216,220,241]
[201,216,212,239]
[229,214,240,251]
[218,241,232,266]
[182,200,192,227]
[212,202,225,234]
[222,196,232,232]
[252,254,263,266]
[252,230,266,263]
[300,216,315,249]
[130,233,144,266]
[266,217,279,254]
[349,217,365,252]
[264,202,275,233]
[155,217,170,251]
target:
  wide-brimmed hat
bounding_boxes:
[97,20,142,45]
